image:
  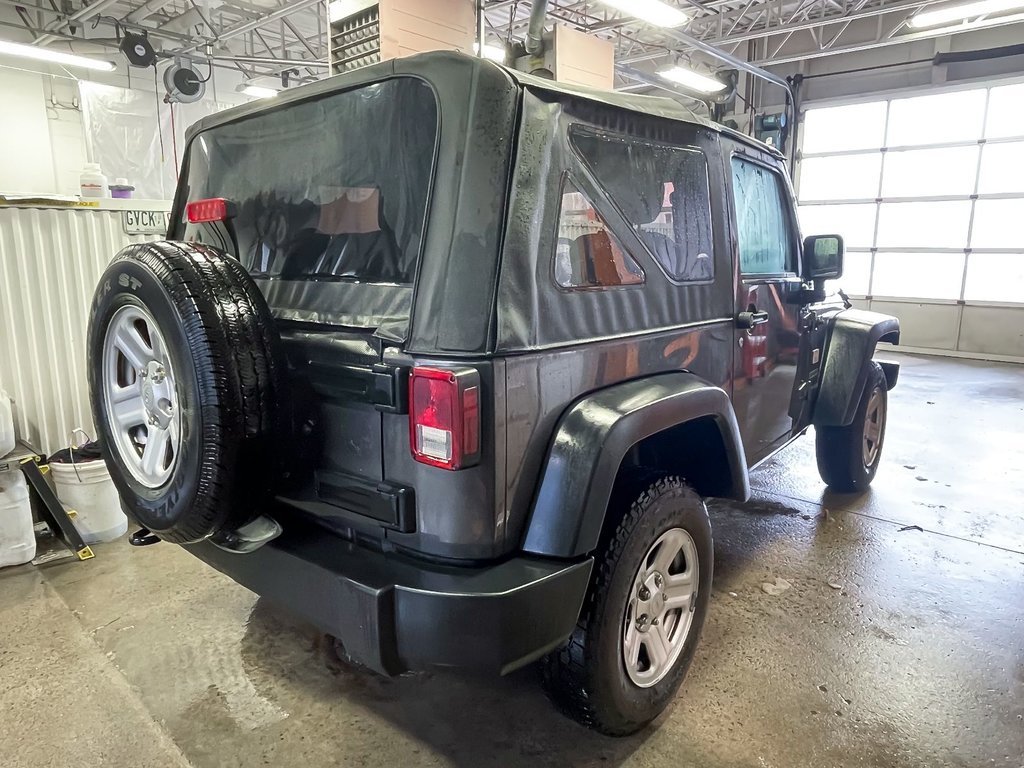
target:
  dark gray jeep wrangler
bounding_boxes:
[88,51,899,735]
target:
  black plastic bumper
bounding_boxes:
[184,524,593,676]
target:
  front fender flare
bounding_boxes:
[521,372,749,559]
[813,308,900,428]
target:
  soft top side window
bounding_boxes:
[569,126,715,284]
[554,178,645,290]
[730,156,797,276]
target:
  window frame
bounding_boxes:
[566,125,717,287]
[728,150,802,280]
[550,171,647,293]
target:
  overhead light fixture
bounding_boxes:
[597,0,689,27]
[241,85,278,98]
[909,0,1024,27]
[0,38,115,71]
[473,42,507,62]
[658,65,727,93]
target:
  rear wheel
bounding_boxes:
[88,241,288,543]
[541,476,713,736]
[815,361,888,493]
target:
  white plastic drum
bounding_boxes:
[0,390,14,458]
[50,459,128,544]
[0,471,35,567]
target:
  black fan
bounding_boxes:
[120,31,156,68]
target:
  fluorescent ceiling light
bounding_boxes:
[909,0,1024,27]
[0,38,114,71]
[328,0,376,23]
[473,42,507,62]
[658,65,727,93]
[598,0,689,27]
[241,85,278,98]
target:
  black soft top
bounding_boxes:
[184,50,776,157]
[176,51,778,356]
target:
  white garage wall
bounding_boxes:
[0,67,60,194]
[0,61,248,197]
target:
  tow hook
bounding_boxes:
[129,527,161,546]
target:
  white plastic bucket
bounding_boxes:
[50,459,128,544]
[0,470,35,567]
[0,390,14,458]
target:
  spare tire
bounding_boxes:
[88,241,288,544]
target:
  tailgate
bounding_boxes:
[279,328,411,533]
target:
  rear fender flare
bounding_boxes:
[521,373,749,559]
[813,309,900,428]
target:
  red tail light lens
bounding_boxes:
[410,366,480,470]
[186,198,232,223]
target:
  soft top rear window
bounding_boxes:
[177,77,438,333]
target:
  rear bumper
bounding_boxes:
[184,523,592,676]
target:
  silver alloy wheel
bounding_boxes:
[101,304,181,489]
[862,386,886,469]
[623,527,699,688]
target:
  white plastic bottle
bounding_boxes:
[0,471,35,567]
[80,163,108,198]
[0,390,14,458]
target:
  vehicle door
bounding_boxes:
[723,142,804,465]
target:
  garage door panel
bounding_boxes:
[800,153,882,200]
[798,82,1024,360]
[837,250,872,295]
[868,300,961,350]
[801,101,888,153]
[985,83,1024,139]
[798,203,876,248]
[971,199,1024,250]
[876,201,971,249]
[885,89,986,146]
[881,146,978,198]
[964,253,1024,303]
[977,142,1024,194]
[958,305,1024,357]
[872,251,965,300]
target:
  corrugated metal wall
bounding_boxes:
[0,203,170,455]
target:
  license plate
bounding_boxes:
[122,209,170,235]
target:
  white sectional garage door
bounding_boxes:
[797,80,1024,361]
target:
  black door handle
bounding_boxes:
[736,310,770,329]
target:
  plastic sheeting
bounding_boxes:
[79,81,232,200]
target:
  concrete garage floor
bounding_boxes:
[1,352,1022,768]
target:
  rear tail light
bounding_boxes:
[186,197,234,223]
[409,366,481,470]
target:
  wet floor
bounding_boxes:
[2,352,1022,767]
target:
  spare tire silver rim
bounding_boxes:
[101,305,180,488]
[862,387,886,469]
[623,527,699,688]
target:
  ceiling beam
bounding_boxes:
[750,13,1024,64]
[32,0,121,46]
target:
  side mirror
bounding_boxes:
[803,234,844,281]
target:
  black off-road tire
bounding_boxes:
[541,476,713,736]
[88,241,288,543]
[815,361,888,493]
